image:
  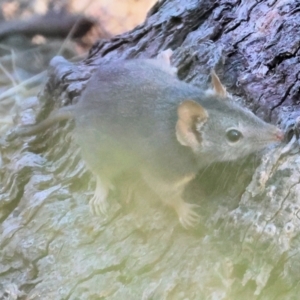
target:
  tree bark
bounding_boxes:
[1,0,300,299]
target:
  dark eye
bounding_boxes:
[226,129,243,142]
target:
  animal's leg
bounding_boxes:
[142,170,199,228]
[89,175,113,216]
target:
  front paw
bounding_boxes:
[175,201,200,229]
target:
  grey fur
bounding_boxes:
[11,58,283,227]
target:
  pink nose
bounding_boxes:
[275,129,284,141]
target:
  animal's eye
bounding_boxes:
[226,129,243,142]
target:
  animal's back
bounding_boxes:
[74,60,204,179]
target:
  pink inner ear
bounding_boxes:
[176,119,200,149]
[176,100,208,151]
[177,100,208,124]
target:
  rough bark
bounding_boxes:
[1,0,300,299]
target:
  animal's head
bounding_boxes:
[175,71,283,164]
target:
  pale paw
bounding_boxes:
[156,49,177,75]
[157,48,173,63]
[177,202,200,229]
[89,192,109,216]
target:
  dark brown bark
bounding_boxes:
[1,0,300,299]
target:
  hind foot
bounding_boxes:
[156,49,177,75]
[89,176,112,216]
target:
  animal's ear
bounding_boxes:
[211,70,227,98]
[176,100,208,150]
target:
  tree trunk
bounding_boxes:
[1,0,300,299]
